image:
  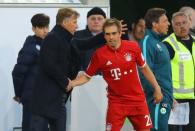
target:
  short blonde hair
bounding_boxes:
[56,8,79,25]
[103,18,121,33]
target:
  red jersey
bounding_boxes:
[85,40,146,106]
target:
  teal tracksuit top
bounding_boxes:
[139,29,173,101]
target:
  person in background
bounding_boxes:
[67,18,163,131]
[12,13,49,131]
[179,6,195,36]
[163,11,195,131]
[74,7,106,71]
[128,16,146,42]
[139,8,173,131]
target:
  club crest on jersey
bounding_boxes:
[124,53,132,61]
[160,107,166,114]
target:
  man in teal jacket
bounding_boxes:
[139,8,173,131]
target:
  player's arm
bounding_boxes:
[66,50,100,92]
[66,73,91,92]
[72,73,91,87]
[140,64,163,103]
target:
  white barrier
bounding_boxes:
[70,75,108,131]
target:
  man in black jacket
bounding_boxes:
[12,13,49,131]
[31,8,80,131]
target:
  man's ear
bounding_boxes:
[32,27,35,33]
[152,22,158,29]
[62,19,70,25]
[119,30,122,37]
[189,15,192,23]
[62,19,69,28]
[62,19,67,26]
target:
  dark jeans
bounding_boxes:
[30,113,66,131]
[22,102,32,131]
[31,95,67,131]
[169,100,195,131]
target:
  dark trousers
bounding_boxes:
[22,101,49,131]
[30,113,66,131]
[22,102,32,131]
[146,96,172,131]
[169,100,195,131]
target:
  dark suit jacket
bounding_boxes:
[32,25,79,119]
[74,28,94,70]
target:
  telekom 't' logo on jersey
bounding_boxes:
[110,68,121,80]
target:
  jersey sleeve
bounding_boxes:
[85,51,101,77]
[136,44,146,68]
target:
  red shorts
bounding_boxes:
[106,102,152,131]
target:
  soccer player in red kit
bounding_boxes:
[66,18,163,131]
